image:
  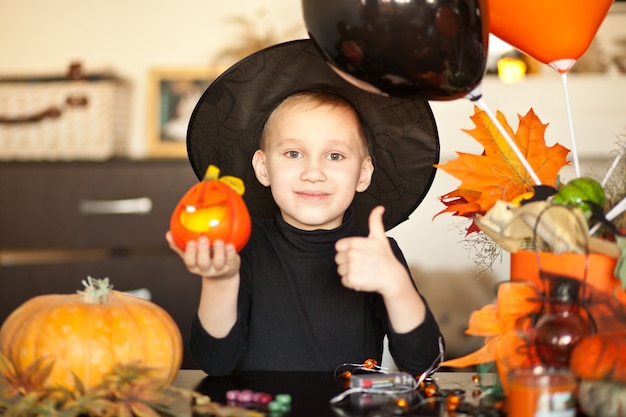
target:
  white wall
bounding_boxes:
[1,1,626,351]
[0,0,309,157]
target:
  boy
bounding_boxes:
[167,40,443,376]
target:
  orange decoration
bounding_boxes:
[440,281,542,391]
[447,251,626,391]
[570,332,626,383]
[435,107,569,230]
[170,165,251,252]
[446,394,462,411]
[488,0,613,72]
[396,398,409,409]
[424,383,438,397]
[0,277,182,390]
[363,358,378,369]
[511,251,626,333]
[510,251,620,294]
[511,251,626,385]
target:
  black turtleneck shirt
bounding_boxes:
[190,211,443,376]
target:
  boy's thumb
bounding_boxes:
[368,206,387,240]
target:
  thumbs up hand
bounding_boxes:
[335,206,409,295]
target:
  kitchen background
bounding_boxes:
[1,0,626,364]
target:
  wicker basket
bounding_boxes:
[0,71,131,161]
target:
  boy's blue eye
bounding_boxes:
[286,150,301,158]
[328,153,344,161]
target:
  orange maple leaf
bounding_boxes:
[435,106,570,227]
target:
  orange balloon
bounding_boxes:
[489,0,613,72]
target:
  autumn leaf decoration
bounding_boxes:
[435,106,570,234]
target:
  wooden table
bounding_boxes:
[172,370,492,417]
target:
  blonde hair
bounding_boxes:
[259,91,369,154]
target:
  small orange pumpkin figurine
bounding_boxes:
[170,165,251,251]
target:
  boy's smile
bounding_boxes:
[295,190,331,201]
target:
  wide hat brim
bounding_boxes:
[187,39,440,231]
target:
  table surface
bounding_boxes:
[172,370,490,417]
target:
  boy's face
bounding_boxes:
[252,101,373,231]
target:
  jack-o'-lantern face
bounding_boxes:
[170,165,251,251]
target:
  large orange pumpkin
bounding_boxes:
[0,277,182,390]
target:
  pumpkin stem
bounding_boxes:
[78,276,113,304]
[204,164,246,196]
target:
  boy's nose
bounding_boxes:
[300,159,326,182]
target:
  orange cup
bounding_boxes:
[507,367,577,417]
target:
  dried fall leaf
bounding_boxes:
[0,353,54,397]
[435,107,570,230]
[0,357,258,417]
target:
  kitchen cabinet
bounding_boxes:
[0,159,201,369]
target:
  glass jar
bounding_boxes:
[507,366,577,417]
[532,276,594,366]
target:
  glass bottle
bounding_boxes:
[532,276,594,366]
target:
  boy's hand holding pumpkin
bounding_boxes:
[166,232,240,280]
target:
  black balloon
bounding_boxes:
[302,0,489,101]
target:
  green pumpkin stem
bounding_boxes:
[78,276,113,304]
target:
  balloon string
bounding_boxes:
[473,97,542,186]
[560,72,581,178]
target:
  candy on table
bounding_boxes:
[225,389,273,405]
